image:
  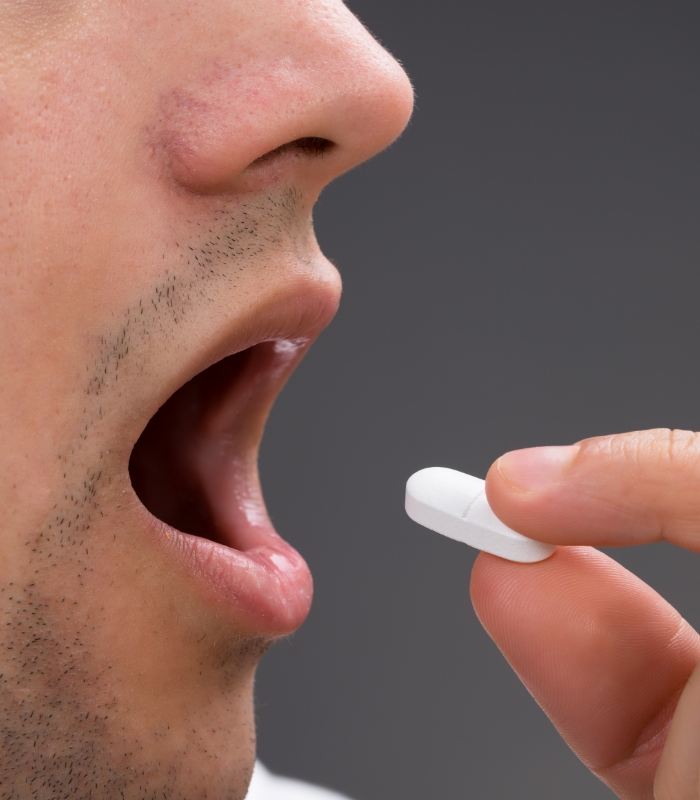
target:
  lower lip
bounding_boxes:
[145,515,314,637]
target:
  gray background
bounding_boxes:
[257,2,700,797]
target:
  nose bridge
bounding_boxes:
[161,1,414,193]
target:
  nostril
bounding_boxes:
[292,137,335,156]
[250,137,335,167]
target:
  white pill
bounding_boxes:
[405,467,556,563]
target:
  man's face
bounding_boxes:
[0,2,412,796]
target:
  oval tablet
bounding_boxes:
[405,467,555,563]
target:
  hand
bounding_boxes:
[470,429,700,800]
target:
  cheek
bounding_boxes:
[0,2,161,264]
[0,16,167,334]
[0,1,82,50]
[0,67,157,473]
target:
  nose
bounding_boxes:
[160,2,414,195]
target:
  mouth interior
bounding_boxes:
[128,345,260,546]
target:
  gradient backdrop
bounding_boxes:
[255,2,700,797]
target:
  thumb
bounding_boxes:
[485,428,700,551]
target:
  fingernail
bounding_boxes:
[496,445,579,492]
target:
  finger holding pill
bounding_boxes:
[405,467,556,563]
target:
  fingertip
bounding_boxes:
[469,549,517,603]
[468,550,502,624]
[484,459,550,541]
[485,456,612,545]
[469,547,564,629]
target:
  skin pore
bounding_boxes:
[0,1,413,797]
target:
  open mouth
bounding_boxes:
[127,332,321,636]
[123,266,341,636]
[130,341,290,547]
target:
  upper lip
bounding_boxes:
[129,267,341,466]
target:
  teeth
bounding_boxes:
[239,495,269,529]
